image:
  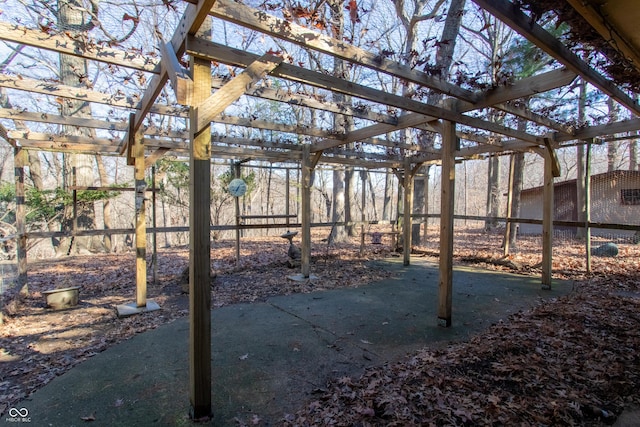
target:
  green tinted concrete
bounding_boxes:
[4,258,571,426]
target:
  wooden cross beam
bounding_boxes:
[0,122,17,147]
[0,22,157,73]
[467,68,577,111]
[543,137,561,178]
[160,41,193,106]
[555,117,640,143]
[193,54,283,133]
[121,0,218,154]
[210,0,477,102]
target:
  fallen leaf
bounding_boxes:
[80,413,96,422]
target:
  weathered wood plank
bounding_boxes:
[555,117,640,143]
[0,22,157,72]
[541,149,554,289]
[301,144,312,278]
[188,17,214,418]
[145,148,171,168]
[211,76,399,125]
[438,102,457,327]
[543,137,561,177]
[470,68,577,110]
[312,113,438,152]
[195,54,283,132]
[0,23,404,129]
[0,122,17,147]
[213,0,575,135]
[133,131,147,307]
[0,107,129,131]
[160,41,193,105]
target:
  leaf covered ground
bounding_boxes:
[1,228,640,425]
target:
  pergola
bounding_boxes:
[1,0,639,418]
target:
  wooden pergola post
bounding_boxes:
[585,138,592,273]
[72,166,77,252]
[189,23,213,419]
[189,88,213,414]
[151,165,158,285]
[132,132,147,308]
[360,170,366,257]
[285,168,291,230]
[14,147,27,291]
[438,113,456,327]
[541,149,555,289]
[234,162,241,263]
[301,144,312,278]
[503,154,516,256]
[402,158,413,266]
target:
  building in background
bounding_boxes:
[519,170,640,239]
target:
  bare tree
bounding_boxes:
[392,0,465,244]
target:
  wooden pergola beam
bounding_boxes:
[0,23,402,129]
[312,113,439,152]
[160,41,193,106]
[212,0,577,135]
[123,0,218,154]
[211,77,399,125]
[0,108,129,132]
[469,68,577,110]
[194,54,283,132]
[555,117,640,143]
[0,20,579,137]
[0,22,157,73]
[0,76,337,140]
[210,0,477,102]
[472,0,640,116]
[145,148,171,168]
[187,38,546,146]
[0,122,17,147]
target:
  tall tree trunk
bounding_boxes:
[508,152,525,247]
[329,0,349,243]
[382,169,393,221]
[506,114,528,247]
[576,79,587,239]
[57,0,104,255]
[410,0,466,244]
[345,165,357,236]
[331,167,348,242]
[367,172,378,221]
[96,155,112,252]
[485,154,500,230]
